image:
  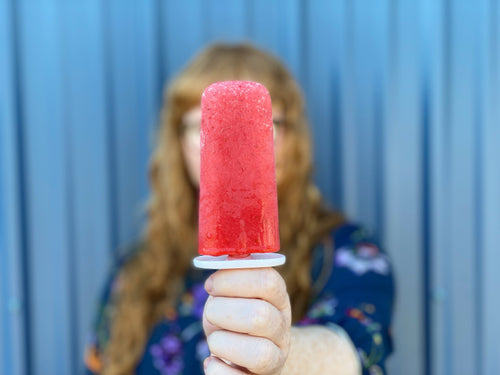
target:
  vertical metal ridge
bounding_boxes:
[442,0,453,373]
[330,59,343,210]
[421,61,432,375]
[374,78,385,245]
[473,13,485,372]
[101,1,119,257]
[474,94,484,375]
[10,0,31,374]
[491,0,498,76]
[389,0,398,71]
[1,3,14,374]
[156,0,166,99]
[343,0,355,217]
[56,7,78,374]
[299,0,308,89]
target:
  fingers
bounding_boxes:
[202,268,292,374]
[202,295,219,337]
[205,268,290,312]
[204,296,288,348]
[207,330,285,375]
[204,356,250,374]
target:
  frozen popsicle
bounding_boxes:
[198,81,280,259]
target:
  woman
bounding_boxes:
[85,43,394,375]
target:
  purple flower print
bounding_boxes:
[150,333,184,375]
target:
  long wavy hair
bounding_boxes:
[103,43,345,374]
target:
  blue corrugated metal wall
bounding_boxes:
[1,1,499,374]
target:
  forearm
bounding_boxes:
[282,325,361,375]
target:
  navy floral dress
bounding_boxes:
[84,223,395,375]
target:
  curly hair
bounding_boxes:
[102,43,345,374]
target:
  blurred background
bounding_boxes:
[1,1,499,374]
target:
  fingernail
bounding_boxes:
[204,356,211,370]
[205,276,213,293]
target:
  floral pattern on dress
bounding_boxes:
[298,295,338,325]
[346,307,385,368]
[84,223,394,375]
[150,332,184,375]
[335,243,390,276]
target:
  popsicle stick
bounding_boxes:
[193,253,286,270]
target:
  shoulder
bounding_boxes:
[332,223,392,277]
[100,240,145,311]
[331,222,381,249]
[95,242,144,311]
[310,222,394,302]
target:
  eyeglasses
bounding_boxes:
[181,117,285,148]
[181,122,201,148]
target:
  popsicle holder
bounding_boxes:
[193,252,286,269]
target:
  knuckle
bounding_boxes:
[252,303,272,331]
[260,269,282,296]
[254,339,277,372]
[278,313,287,334]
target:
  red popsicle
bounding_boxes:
[198,81,280,258]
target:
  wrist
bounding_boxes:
[282,325,361,375]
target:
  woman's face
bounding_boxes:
[180,104,286,188]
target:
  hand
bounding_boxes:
[202,267,292,374]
